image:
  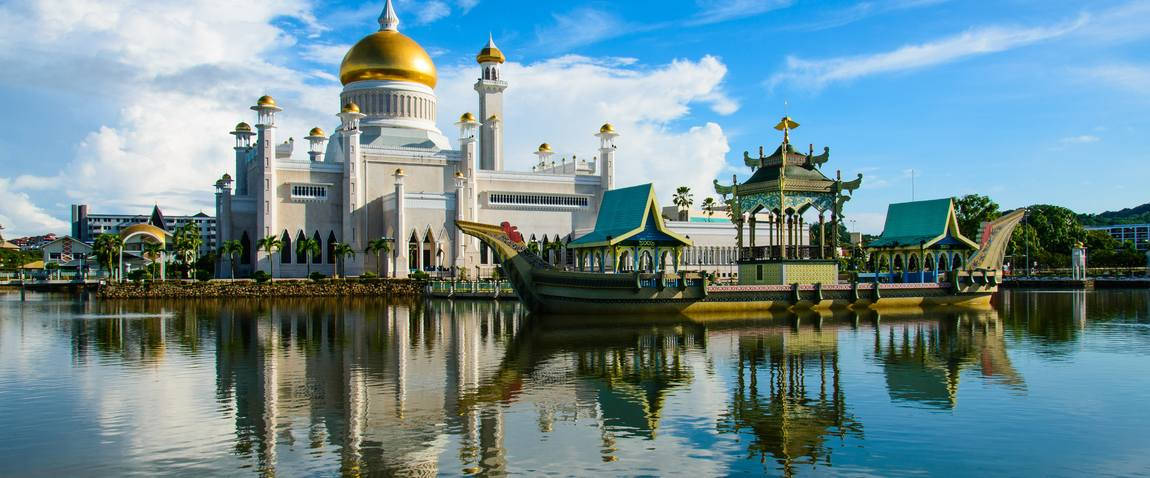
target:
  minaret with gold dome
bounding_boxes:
[337,0,449,148]
[475,34,507,171]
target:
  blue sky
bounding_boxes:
[1,0,1148,237]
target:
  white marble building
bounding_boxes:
[213,0,615,279]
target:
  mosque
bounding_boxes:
[213,0,616,279]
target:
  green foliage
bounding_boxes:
[954,194,1001,238]
[1080,202,1150,226]
[331,242,356,278]
[309,271,327,282]
[365,237,393,276]
[220,239,244,279]
[409,270,429,280]
[174,223,204,279]
[257,235,283,278]
[251,270,271,283]
[673,186,694,220]
[92,233,123,279]
[1084,230,1145,267]
[0,248,39,271]
[127,269,151,283]
[195,269,213,282]
[701,197,716,219]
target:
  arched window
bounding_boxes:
[312,231,322,264]
[240,232,252,265]
[295,231,307,263]
[327,231,337,264]
[280,230,292,264]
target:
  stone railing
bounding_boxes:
[99,279,424,299]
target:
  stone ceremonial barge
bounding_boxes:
[454,117,1026,314]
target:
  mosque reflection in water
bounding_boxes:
[54,295,1051,476]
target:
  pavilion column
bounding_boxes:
[736,215,744,250]
[779,212,788,260]
[831,207,840,260]
[819,213,826,259]
[749,216,756,249]
[798,215,805,258]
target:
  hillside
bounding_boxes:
[1080,202,1150,226]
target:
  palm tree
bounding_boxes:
[365,238,392,276]
[257,235,283,278]
[332,242,356,278]
[174,223,203,279]
[701,197,716,219]
[526,241,540,256]
[673,186,694,221]
[220,239,244,279]
[544,241,563,265]
[142,241,164,280]
[295,237,320,277]
[93,233,123,281]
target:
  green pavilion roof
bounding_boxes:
[868,198,979,249]
[569,184,692,248]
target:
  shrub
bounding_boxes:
[309,271,327,282]
[252,270,271,283]
[195,269,213,282]
[127,269,152,283]
[409,270,430,280]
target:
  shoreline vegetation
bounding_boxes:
[97,278,425,299]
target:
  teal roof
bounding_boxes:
[869,198,967,248]
[689,216,731,223]
[570,184,691,248]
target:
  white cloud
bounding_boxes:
[456,0,480,14]
[1080,63,1150,95]
[301,43,352,65]
[534,8,643,52]
[435,55,739,205]
[769,16,1085,90]
[412,0,451,25]
[689,0,795,26]
[0,178,68,237]
[1059,135,1101,144]
[0,0,739,235]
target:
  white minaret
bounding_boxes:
[596,123,618,191]
[393,168,409,278]
[475,34,507,171]
[214,174,234,277]
[339,101,367,274]
[305,127,327,162]
[453,171,467,271]
[252,95,281,272]
[230,122,254,195]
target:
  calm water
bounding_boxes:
[1,290,1149,477]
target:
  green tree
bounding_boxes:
[954,194,1001,239]
[296,237,321,277]
[93,233,124,281]
[673,186,694,221]
[257,235,283,278]
[526,241,540,255]
[701,197,716,219]
[220,239,244,279]
[544,241,564,265]
[365,238,392,277]
[174,223,203,279]
[331,242,356,278]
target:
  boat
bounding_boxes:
[453,208,1025,315]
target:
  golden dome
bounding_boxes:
[308,127,325,137]
[459,112,477,123]
[340,30,437,88]
[454,171,464,178]
[537,143,552,152]
[476,35,505,64]
[394,168,405,176]
[599,123,615,134]
[234,122,252,132]
[222,173,232,181]
[341,102,360,113]
[257,95,276,107]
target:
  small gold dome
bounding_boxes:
[340,30,437,88]
[234,122,252,132]
[222,173,232,181]
[308,127,325,137]
[538,143,552,152]
[459,112,477,123]
[257,95,276,107]
[341,102,360,114]
[454,171,464,178]
[599,123,615,134]
[476,34,506,64]
[488,114,499,121]
[394,168,405,176]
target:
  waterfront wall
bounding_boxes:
[98,279,424,299]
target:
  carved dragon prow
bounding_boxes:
[965,208,1026,272]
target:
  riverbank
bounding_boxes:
[98,278,424,299]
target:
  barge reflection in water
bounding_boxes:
[1,290,1149,476]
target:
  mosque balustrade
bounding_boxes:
[739,245,831,261]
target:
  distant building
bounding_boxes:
[71,204,215,255]
[1084,224,1150,251]
[10,233,57,250]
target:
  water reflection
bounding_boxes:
[4,290,1150,476]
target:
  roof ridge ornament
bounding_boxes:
[379,0,399,32]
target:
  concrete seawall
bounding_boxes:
[98,279,424,299]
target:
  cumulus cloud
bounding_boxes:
[435,55,739,205]
[0,0,739,235]
[769,16,1085,90]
